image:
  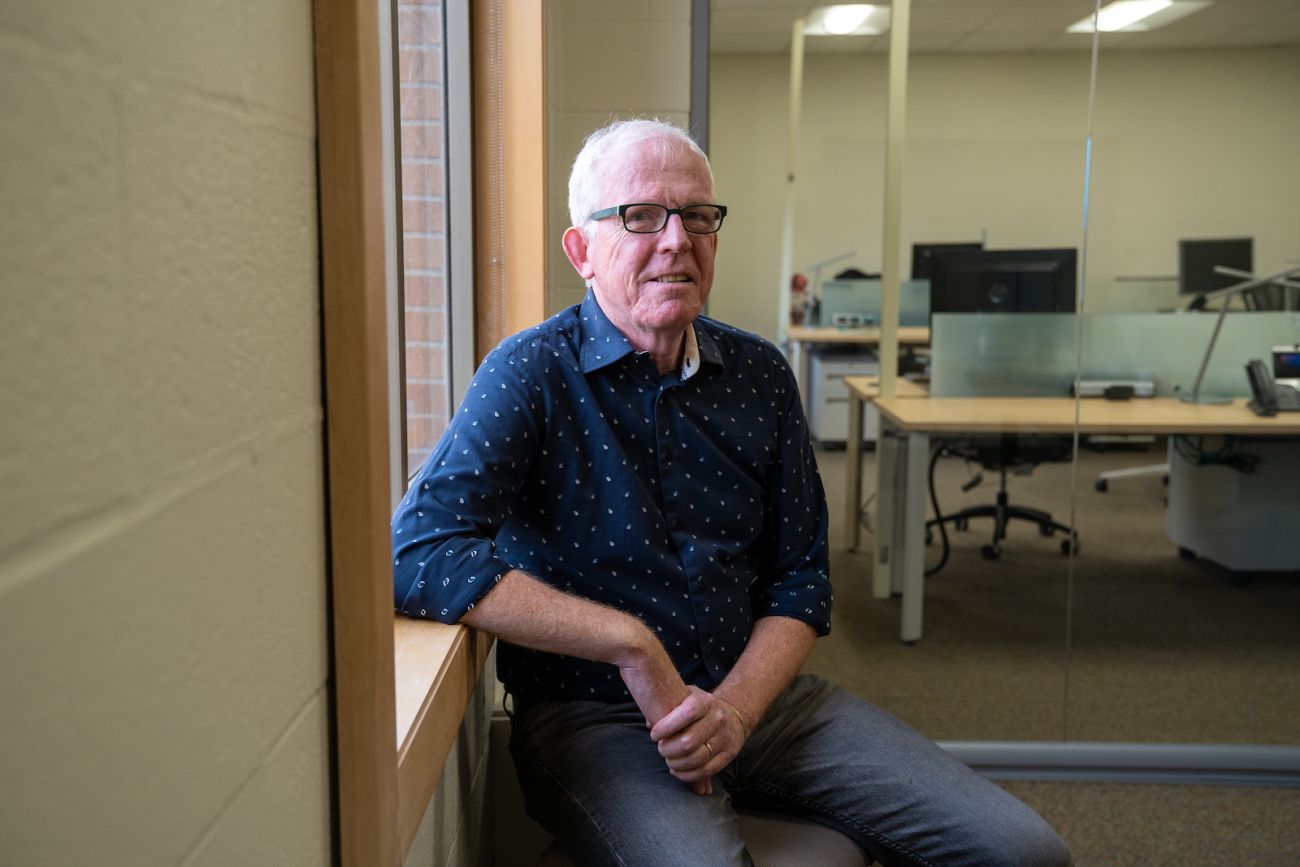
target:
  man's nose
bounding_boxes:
[659,212,692,250]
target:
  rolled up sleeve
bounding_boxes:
[392,347,543,623]
[751,363,833,635]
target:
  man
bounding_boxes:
[393,119,1070,866]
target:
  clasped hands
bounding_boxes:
[649,685,748,795]
[616,627,749,795]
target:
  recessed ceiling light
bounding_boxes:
[805,5,891,36]
[1067,0,1211,33]
[823,5,874,34]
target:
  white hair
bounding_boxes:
[567,118,715,236]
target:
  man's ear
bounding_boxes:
[562,226,596,281]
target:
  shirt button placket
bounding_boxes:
[656,391,677,523]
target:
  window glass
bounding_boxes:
[398,0,452,474]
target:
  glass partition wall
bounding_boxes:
[854,44,1099,742]
[710,9,1096,744]
[712,1,1300,776]
[1069,37,1300,751]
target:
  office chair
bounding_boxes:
[1094,459,1168,492]
[1242,283,1287,310]
[927,434,1079,561]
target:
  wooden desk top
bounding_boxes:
[788,325,930,345]
[870,395,1300,436]
[844,375,930,399]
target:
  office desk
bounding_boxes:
[844,388,1300,643]
[841,375,929,548]
[788,325,929,417]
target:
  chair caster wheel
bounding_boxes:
[1095,479,1108,492]
[981,544,1001,560]
[1061,537,1079,555]
[1039,523,1055,537]
[955,517,969,531]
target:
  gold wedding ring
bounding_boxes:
[704,741,716,757]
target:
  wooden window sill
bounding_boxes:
[393,617,494,857]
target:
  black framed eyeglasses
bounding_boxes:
[590,203,728,235]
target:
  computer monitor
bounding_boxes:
[1178,237,1252,297]
[911,242,984,280]
[928,248,1077,327]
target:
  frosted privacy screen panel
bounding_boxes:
[930,312,1300,398]
[819,279,930,327]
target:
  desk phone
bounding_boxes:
[1247,359,1300,415]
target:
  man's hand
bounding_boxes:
[648,686,749,795]
[615,637,722,794]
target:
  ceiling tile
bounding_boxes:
[910,4,1006,33]
[1149,0,1278,31]
[948,30,1051,51]
[907,31,967,52]
[1109,27,1215,49]
[1197,25,1300,46]
[1035,31,1119,51]
[980,3,1091,32]
[712,8,806,33]
[711,32,793,52]
[710,0,815,8]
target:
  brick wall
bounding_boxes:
[399,1,450,474]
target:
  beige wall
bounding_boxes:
[711,47,1300,342]
[0,2,330,865]
[545,0,695,315]
[403,672,494,867]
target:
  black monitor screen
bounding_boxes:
[928,248,1077,326]
[911,241,983,280]
[1178,237,1252,296]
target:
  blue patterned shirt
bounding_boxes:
[392,291,832,705]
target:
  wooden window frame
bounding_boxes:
[314,0,546,863]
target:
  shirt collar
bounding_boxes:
[577,289,724,379]
[577,290,638,374]
[691,319,723,375]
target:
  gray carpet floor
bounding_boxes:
[806,440,1300,865]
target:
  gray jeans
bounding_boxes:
[509,674,1070,867]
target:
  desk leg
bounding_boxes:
[898,432,929,644]
[872,424,897,600]
[790,340,809,418]
[845,391,864,551]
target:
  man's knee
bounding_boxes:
[984,807,1071,867]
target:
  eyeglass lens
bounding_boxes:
[624,204,724,234]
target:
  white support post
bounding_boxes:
[777,18,805,351]
[878,0,911,398]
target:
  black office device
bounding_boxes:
[927,248,1077,327]
[1246,359,1300,415]
[1178,237,1253,297]
[911,241,983,280]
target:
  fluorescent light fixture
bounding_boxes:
[805,5,891,36]
[824,4,874,34]
[1067,0,1210,33]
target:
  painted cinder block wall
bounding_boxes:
[0,1,331,864]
